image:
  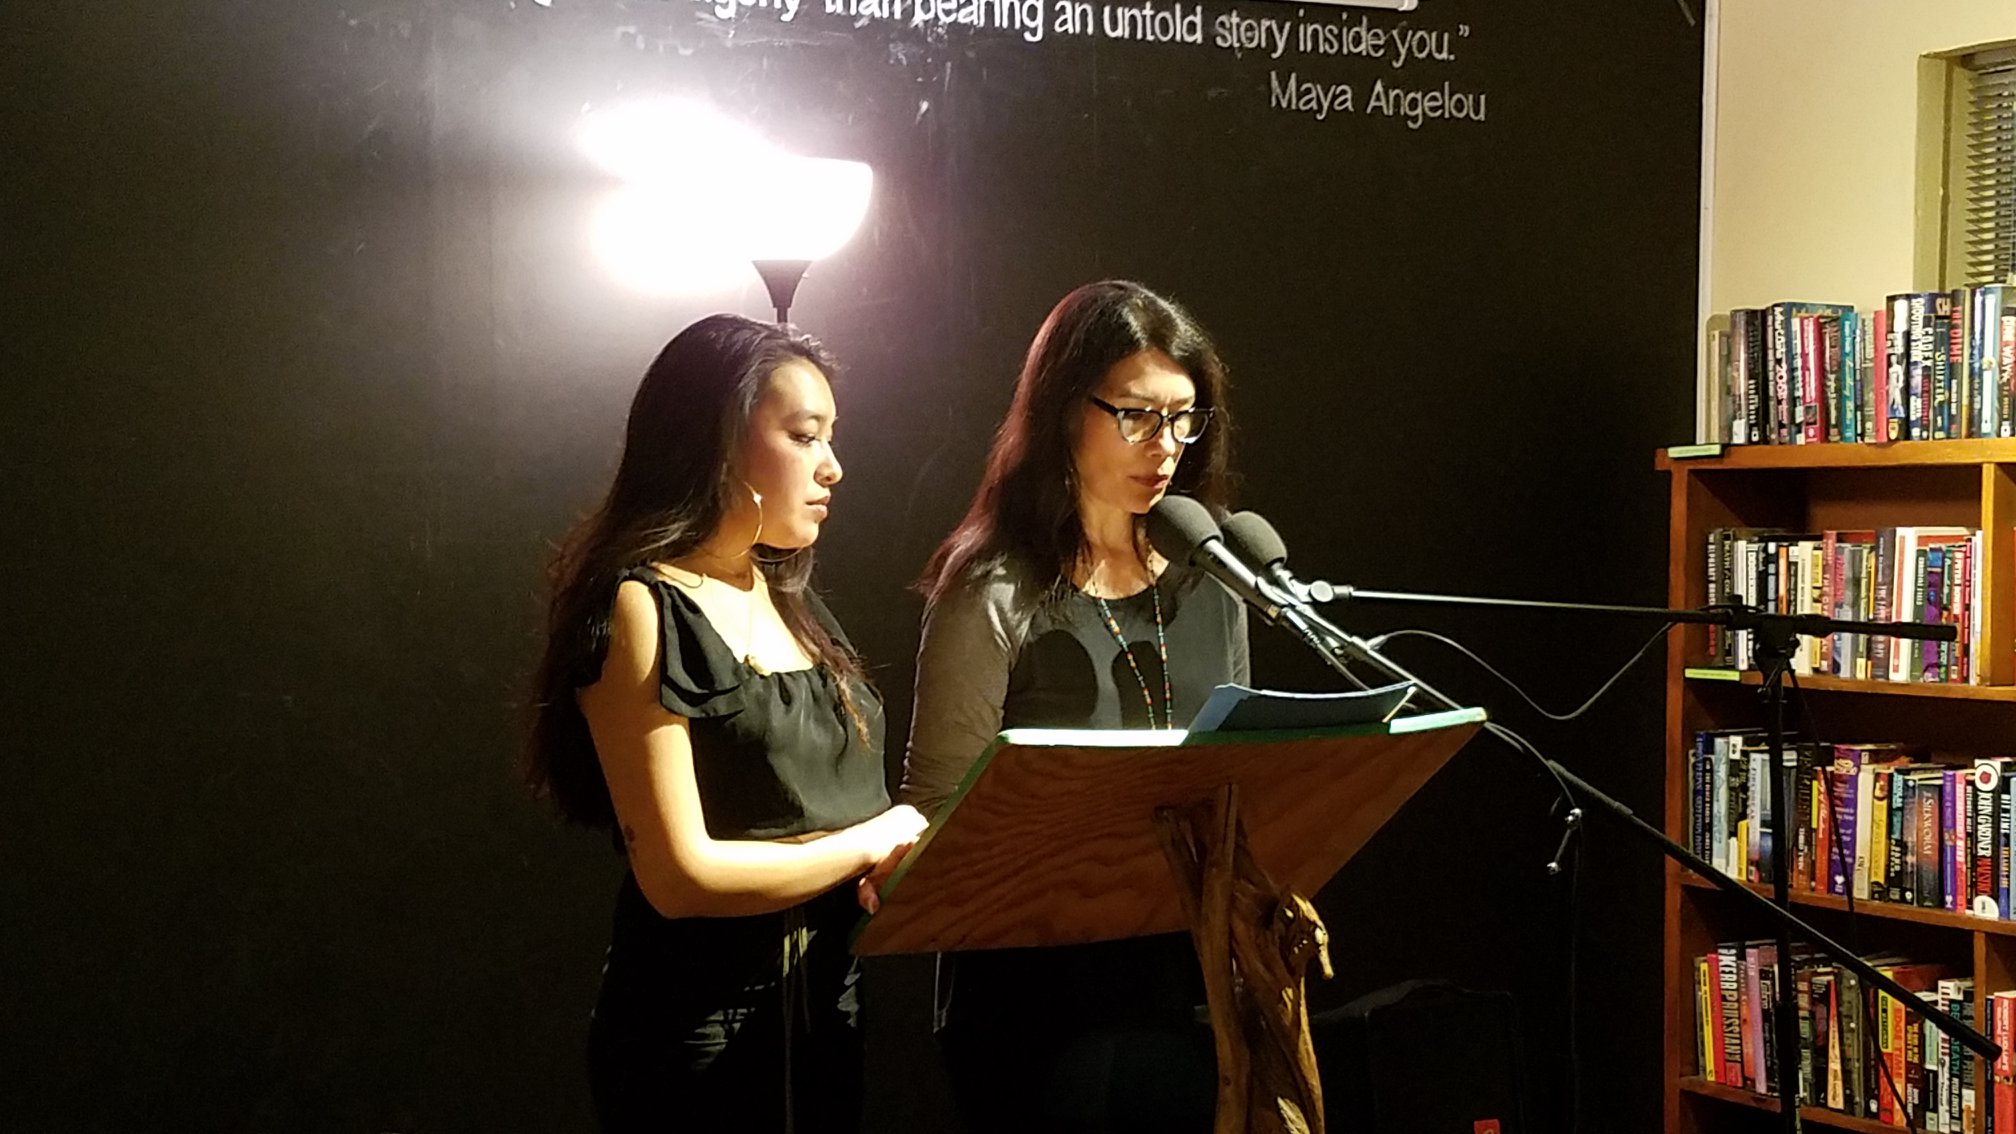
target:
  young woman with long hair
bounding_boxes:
[526,314,925,1134]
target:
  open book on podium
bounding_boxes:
[853,682,1485,956]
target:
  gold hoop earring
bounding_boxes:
[730,478,765,547]
[734,479,805,565]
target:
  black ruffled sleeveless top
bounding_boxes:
[592,569,890,1034]
[617,567,889,840]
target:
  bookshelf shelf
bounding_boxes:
[1658,439,2016,471]
[1662,441,2016,1134]
[1675,871,2016,939]
[1683,668,2016,702]
[1677,1078,1902,1134]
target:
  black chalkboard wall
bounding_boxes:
[2,0,1699,1129]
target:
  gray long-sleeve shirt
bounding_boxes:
[899,554,1250,817]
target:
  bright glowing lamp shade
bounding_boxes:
[578,99,873,319]
[741,157,873,262]
[589,186,754,298]
[578,99,770,186]
[745,155,873,323]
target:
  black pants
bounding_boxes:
[588,890,864,1134]
[941,1016,1216,1134]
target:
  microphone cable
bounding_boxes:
[1367,621,1676,723]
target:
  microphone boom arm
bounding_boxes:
[1285,579,1995,1096]
[1207,503,1994,1122]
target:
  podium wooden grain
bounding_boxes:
[854,711,1484,956]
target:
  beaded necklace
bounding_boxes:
[1093,582,1172,729]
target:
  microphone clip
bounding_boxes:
[1280,577,1339,605]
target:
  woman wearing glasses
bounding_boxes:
[901,280,1245,1133]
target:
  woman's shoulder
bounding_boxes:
[935,552,1048,615]
[610,566,712,638]
[607,567,749,718]
[612,563,681,608]
[922,553,1056,651]
[598,576,664,682]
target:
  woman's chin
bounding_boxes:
[764,527,819,553]
[1129,486,1168,514]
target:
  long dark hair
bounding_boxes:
[525,314,868,828]
[919,280,1235,603]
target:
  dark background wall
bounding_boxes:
[2,1,1699,1129]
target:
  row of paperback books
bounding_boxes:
[1702,526,1983,683]
[1702,286,2016,446]
[1685,732,2016,918]
[1690,941,1979,1129]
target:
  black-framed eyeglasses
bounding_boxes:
[1087,396,1215,445]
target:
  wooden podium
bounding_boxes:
[854,707,1485,1134]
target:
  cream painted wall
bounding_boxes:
[1709,1,2016,314]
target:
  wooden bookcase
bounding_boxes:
[1659,440,2016,1133]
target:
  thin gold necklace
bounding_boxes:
[740,573,769,676]
[662,556,769,675]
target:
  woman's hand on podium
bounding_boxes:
[853,804,926,914]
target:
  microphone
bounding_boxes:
[1221,511,1335,604]
[1145,496,1284,624]
[1147,496,1362,682]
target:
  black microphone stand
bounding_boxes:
[1273,583,1990,1133]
